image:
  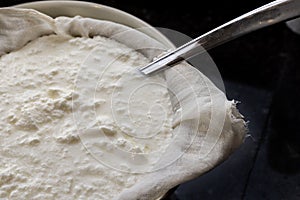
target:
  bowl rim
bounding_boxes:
[14,0,175,49]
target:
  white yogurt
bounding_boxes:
[0,35,174,199]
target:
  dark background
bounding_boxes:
[1,0,300,199]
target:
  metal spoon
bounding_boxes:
[139,0,300,75]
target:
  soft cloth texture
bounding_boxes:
[286,17,300,35]
[0,8,247,200]
[0,8,54,56]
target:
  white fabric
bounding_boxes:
[0,8,54,56]
[286,17,300,35]
[0,8,247,200]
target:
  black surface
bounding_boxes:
[1,1,300,199]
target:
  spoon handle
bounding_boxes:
[139,0,300,75]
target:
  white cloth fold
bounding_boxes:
[286,17,300,34]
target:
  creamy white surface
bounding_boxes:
[0,35,174,199]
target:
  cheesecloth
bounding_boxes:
[0,8,247,200]
[287,17,300,34]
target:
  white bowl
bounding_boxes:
[15,0,175,49]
